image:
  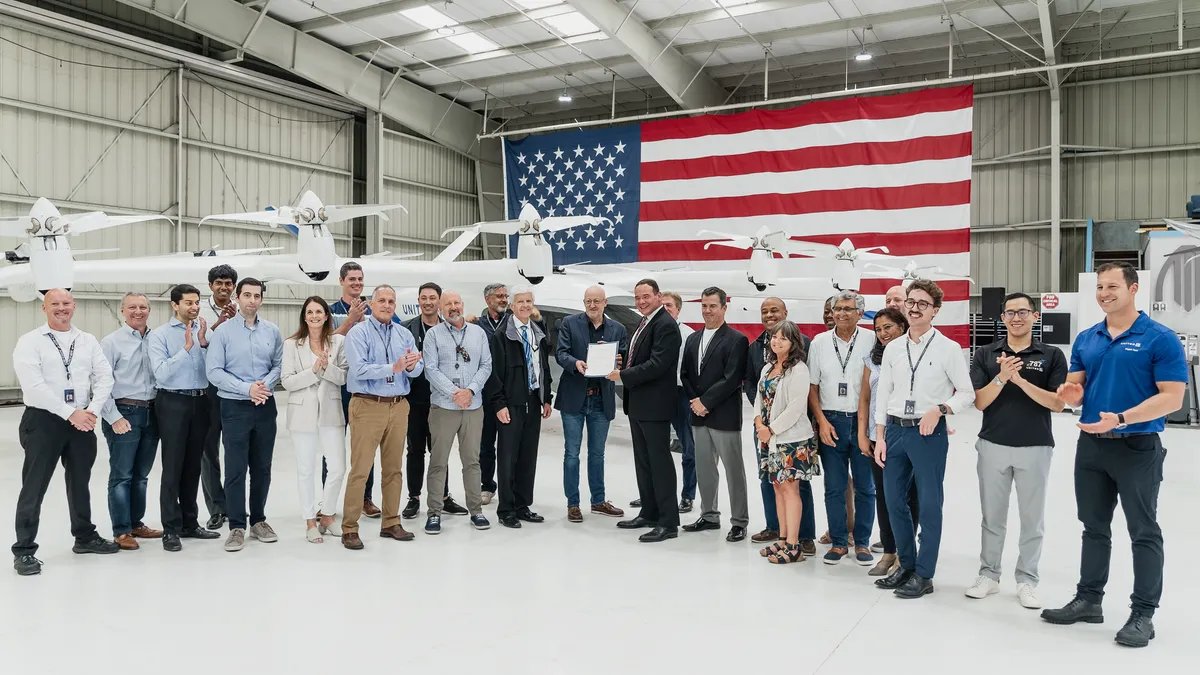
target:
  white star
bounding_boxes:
[546,208,556,216]
[584,180,595,192]
[606,224,615,236]
[554,171,564,183]
[595,192,605,203]
[584,157,595,169]
[585,204,595,215]
[614,188,625,201]
[574,193,585,203]
[615,236,624,247]
[575,238,585,250]
[564,183,574,193]
[594,168,605,180]
[535,174,546,185]
[555,195,565,205]
[605,178,615,190]
[553,147,564,160]
[584,224,596,238]
[519,175,528,186]
[527,164,536,173]
[615,213,625,224]
[566,206,576,215]
[534,150,544,162]
[545,183,557,193]
[604,154,615,166]
[556,239,566,250]
[593,143,605,155]
[596,238,606,249]
[605,202,616,213]
[615,165,626,177]
[565,159,575,170]
[517,153,527,164]
[573,169,585,181]
[545,162,555,173]
[536,196,547,207]
[519,199,530,208]
[614,141,626,154]
[574,145,585,157]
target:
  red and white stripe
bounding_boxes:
[637,86,974,345]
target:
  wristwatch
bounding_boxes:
[937,403,950,415]
[992,376,1004,388]
[1116,413,1128,429]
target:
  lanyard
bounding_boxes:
[46,333,77,381]
[371,320,393,362]
[832,329,859,377]
[905,333,936,394]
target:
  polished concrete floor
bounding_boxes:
[0,395,1195,673]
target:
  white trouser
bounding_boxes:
[293,426,347,520]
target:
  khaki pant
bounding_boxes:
[427,406,484,517]
[342,397,409,533]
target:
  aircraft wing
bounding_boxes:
[354,257,445,289]
[0,264,33,287]
[71,254,287,287]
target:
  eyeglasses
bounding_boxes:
[831,306,858,313]
[1002,309,1034,320]
[903,299,934,311]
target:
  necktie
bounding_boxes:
[631,316,649,351]
[520,325,536,391]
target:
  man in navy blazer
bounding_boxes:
[555,286,628,522]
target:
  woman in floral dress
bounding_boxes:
[753,321,818,564]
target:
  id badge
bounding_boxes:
[386,375,395,384]
[838,382,848,397]
[904,399,916,416]
[451,377,461,388]
[64,389,75,404]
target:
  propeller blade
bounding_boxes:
[199,211,289,227]
[540,216,608,233]
[324,203,408,223]
[70,248,121,257]
[363,252,423,259]
[863,263,903,276]
[857,245,891,255]
[778,240,841,257]
[704,240,754,251]
[0,218,31,238]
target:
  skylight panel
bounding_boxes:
[400,6,456,31]
[543,11,598,37]
[448,32,500,54]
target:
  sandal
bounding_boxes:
[759,539,786,558]
[318,516,342,537]
[768,544,804,564]
[306,527,323,543]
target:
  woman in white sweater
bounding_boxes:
[281,296,348,543]
[754,320,819,564]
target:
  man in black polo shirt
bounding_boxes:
[966,292,1067,610]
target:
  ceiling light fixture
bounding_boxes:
[437,26,455,36]
[855,50,872,62]
[558,91,572,103]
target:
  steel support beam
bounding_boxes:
[293,0,428,34]
[109,0,485,157]
[1035,0,1063,291]
[365,111,385,255]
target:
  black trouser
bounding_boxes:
[323,385,373,500]
[156,390,210,536]
[12,408,99,557]
[1075,432,1166,615]
[200,385,226,519]
[480,401,499,493]
[871,454,919,554]
[220,398,278,531]
[406,402,446,500]
[496,396,542,519]
[631,418,679,529]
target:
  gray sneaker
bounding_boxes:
[224,528,245,552]
[249,522,278,543]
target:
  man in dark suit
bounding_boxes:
[608,279,681,543]
[681,287,751,542]
[473,282,509,503]
[744,297,817,554]
[555,286,628,521]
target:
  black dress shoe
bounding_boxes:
[629,498,642,508]
[678,498,693,513]
[500,515,521,529]
[72,536,120,555]
[1115,611,1155,648]
[205,514,227,531]
[516,510,545,523]
[162,534,182,552]
[180,526,220,540]
[443,496,469,516]
[617,516,655,529]
[894,574,934,599]
[401,497,421,520]
[13,555,42,576]
[875,566,914,590]
[726,526,747,542]
[682,517,720,533]
[1041,595,1104,625]
[639,526,678,543]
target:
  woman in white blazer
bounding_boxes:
[281,296,348,543]
[753,320,819,564]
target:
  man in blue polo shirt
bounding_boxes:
[1041,262,1187,649]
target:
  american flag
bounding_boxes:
[503,86,973,345]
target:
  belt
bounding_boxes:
[888,415,921,427]
[586,386,602,397]
[352,393,406,404]
[1090,431,1154,440]
[115,398,153,407]
[162,388,206,397]
[824,410,857,418]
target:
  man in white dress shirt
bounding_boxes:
[873,280,975,599]
[12,289,120,576]
[661,291,696,513]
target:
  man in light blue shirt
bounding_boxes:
[100,293,162,549]
[148,283,222,551]
[421,290,493,533]
[205,277,283,553]
[340,285,423,549]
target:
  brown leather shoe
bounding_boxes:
[341,532,364,550]
[800,540,817,556]
[750,528,779,543]
[590,501,624,518]
[363,499,382,518]
[567,506,583,523]
[130,525,163,539]
[379,525,415,541]
[114,534,139,550]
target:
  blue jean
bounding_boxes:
[672,387,696,500]
[561,393,610,507]
[884,419,949,579]
[761,475,815,538]
[220,398,277,531]
[818,411,876,549]
[101,404,159,536]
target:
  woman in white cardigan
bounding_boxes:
[281,296,348,543]
[754,320,819,564]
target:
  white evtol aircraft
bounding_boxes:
[862,260,975,287]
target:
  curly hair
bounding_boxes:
[870,307,909,365]
[766,320,807,372]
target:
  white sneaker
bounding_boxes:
[965,575,1000,599]
[1017,583,1042,609]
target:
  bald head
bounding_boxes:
[42,288,75,330]
[885,285,906,310]
[760,297,787,331]
[584,285,608,324]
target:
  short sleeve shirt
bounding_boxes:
[969,339,1068,447]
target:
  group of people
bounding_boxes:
[10,260,1179,650]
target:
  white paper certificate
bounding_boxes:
[584,342,618,377]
